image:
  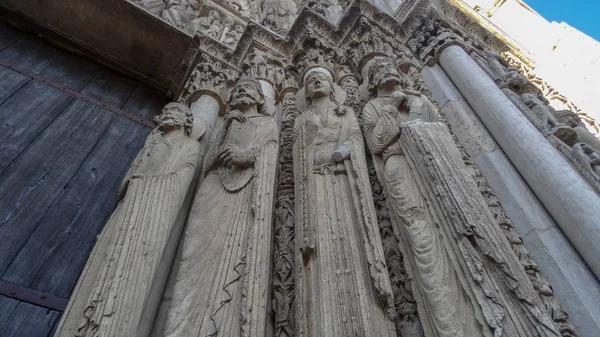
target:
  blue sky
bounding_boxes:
[525,0,600,41]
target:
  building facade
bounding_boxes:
[0,0,598,336]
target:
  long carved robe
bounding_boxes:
[293,103,395,337]
[56,130,199,337]
[363,94,486,337]
[165,114,278,337]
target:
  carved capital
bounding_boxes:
[178,54,238,114]
[407,14,467,66]
[292,35,339,85]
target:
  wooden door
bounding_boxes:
[0,22,167,337]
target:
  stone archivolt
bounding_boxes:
[57,1,582,337]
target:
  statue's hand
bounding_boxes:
[391,91,407,107]
[218,145,254,167]
[226,110,247,124]
[332,144,351,163]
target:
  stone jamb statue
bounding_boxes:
[292,67,396,337]
[362,57,488,336]
[55,102,200,337]
[164,77,279,337]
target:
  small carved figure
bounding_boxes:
[161,0,193,31]
[250,50,269,78]
[192,10,222,38]
[574,143,600,179]
[557,110,600,152]
[521,93,577,145]
[165,78,279,337]
[220,24,244,48]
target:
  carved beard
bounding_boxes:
[230,93,259,109]
[158,118,184,131]
[377,73,403,88]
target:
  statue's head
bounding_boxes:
[209,10,221,20]
[521,93,541,106]
[228,78,268,115]
[557,110,582,128]
[304,70,337,106]
[367,57,408,97]
[155,102,193,136]
[234,24,244,33]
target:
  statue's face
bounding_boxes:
[158,105,187,131]
[521,93,540,105]
[230,81,263,109]
[371,61,403,89]
[559,113,580,128]
[305,72,332,99]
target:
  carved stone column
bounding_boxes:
[438,44,600,279]
[272,71,299,337]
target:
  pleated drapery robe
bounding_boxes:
[165,113,278,337]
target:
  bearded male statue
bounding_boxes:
[362,57,487,336]
[293,68,396,337]
[165,78,279,337]
[55,103,199,337]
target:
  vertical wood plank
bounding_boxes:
[0,82,74,173]
[0,99,116,276]
[0,302,60,337]
[0,295,19,331]
[0,66,30,105]
[0,23,24,52]
[3,88,162,297]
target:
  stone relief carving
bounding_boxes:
[408,16,464,65]
[55,103,200,337]
[557,110,600,152]
[293,68,396,336]
[574,143,600,180]
[192,9,222,38]
[261,0,298,35]
[165,78,279,337]
[502,50,600,137]
[178,58,237,108]
[58,3,584,337]
[345,18,413,70]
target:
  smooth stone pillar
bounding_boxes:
[143,94,221,337]
[439,44,600,279]
[421,63,600,335]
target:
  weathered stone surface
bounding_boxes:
[0,0,191,92]
[293,68,396,337]
[164,78,279,337]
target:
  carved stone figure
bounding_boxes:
[192,10,222,38]
[521,93,577,145]
[161,0,194,32]
[136,0,166,15]
[165,78,279,337]
[362,57,487,336]
[574,143,600,179]
[293,69,396,336]
[55,103,199,337]
[220,24,244,48]
[557,110,600,152]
